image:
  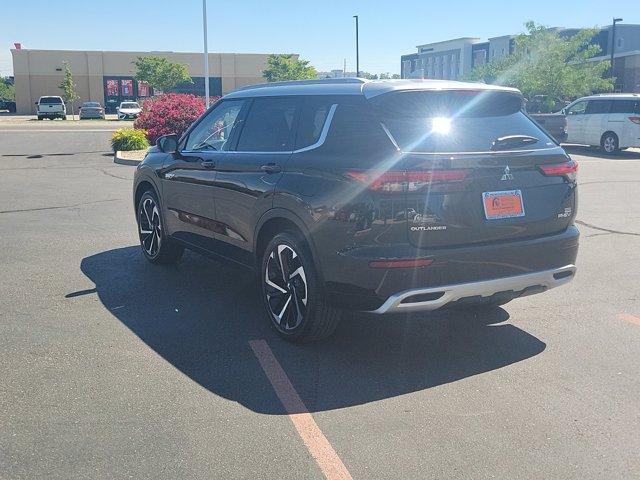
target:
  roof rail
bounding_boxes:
[237,77,368,91]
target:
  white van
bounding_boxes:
[564,94,640,153]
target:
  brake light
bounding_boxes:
[346,169,469,192]
[538,159,578,181]
[369,258,433,269]
[629,116,640,125]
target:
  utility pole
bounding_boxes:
[203,0,210,108]
[353,15,359,77]
[610,18,623,86]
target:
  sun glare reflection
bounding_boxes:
[431,117,451,135]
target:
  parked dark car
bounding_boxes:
[133,79,579,342]
[79,101,105,119]
[0,99,16,113]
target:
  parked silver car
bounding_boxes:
[79,101,105,119]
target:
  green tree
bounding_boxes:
[263,54,317,82]
[58,61,79,120]
[0,77,15,101]
[464,21,614,109]
[133,56,192,93]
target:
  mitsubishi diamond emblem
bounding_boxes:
[501,165,514,181]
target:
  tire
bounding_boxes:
[37,115,43,120]
[137,190,184,264]
[260,231,341,342]
[62,115,67,120]
[601,132,619,154]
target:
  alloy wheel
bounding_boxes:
[264,244,308,331]
[603,135,616,153]
[138,197,162,257]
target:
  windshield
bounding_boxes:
[121,102,139,109]
[368,90,554,153]
[83,102,100,107]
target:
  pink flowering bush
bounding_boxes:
[134,93,218,144]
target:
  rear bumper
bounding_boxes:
[371,264,575,313]
[80,112,104,119]
[323,225,580,311]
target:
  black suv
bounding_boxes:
[133,79,579,342]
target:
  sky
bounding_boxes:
[1,0,638,77]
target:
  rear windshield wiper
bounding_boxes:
[491,135,539,151]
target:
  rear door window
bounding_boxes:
[368,90,554,153]
[236,97,299,152]
[609,100,639,114]
[585,100,612,114]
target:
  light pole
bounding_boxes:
[203,0,210,109]
[353,15,359,77]
[610,17,623,83]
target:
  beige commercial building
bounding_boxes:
[11,48,294,114]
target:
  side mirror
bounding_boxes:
[561,108,566,115]
[157,134,178,154]
[34,102,38,105]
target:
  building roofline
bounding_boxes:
[416,37,481,49]
[10,48,292,56]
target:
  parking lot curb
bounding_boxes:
[114,150,145,166]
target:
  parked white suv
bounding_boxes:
[564,94,640,153]
[36,96,66,120]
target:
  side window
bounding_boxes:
[185,100,245,151]
[585,100,611,115]
[566,101,586,115]
[322,99,397,165]
[236,97,299,152]
[294,97,334,150]
[609,100,637,114]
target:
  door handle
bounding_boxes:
[201,160,216,169]
[260,163,282,174]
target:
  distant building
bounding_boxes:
[401,24,640,93]
[10,48,296,114]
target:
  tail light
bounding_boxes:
[629,116,640,125]
[346,169,469,192]
[538,159,578,181]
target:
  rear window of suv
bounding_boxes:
[368,90,554,153]
[40,97,62,104]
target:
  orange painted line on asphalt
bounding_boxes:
[618,313,640,326]
[249,339,353,480]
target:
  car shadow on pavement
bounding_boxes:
[79,246,546,414]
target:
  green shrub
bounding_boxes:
[111,128,150,151]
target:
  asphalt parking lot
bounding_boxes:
[1,126,639,479]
